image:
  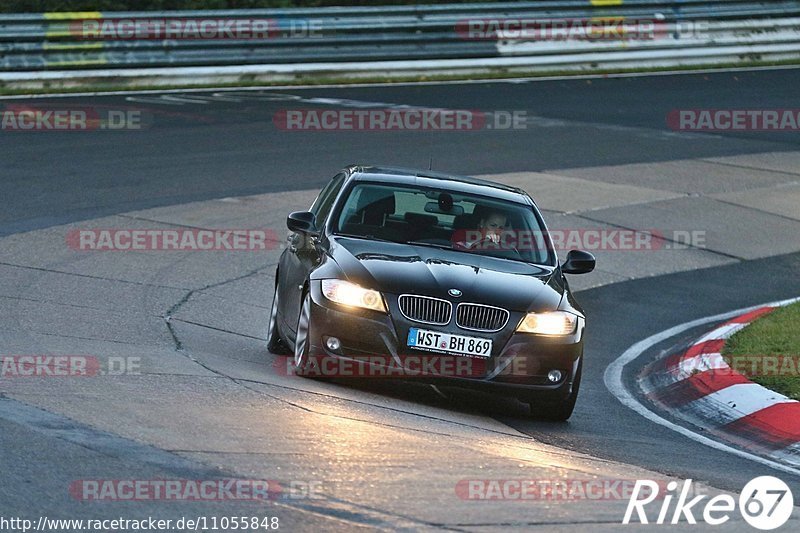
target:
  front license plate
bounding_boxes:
[407,328,492,358]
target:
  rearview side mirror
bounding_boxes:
[561,250,595,275]
[287,211,317,235]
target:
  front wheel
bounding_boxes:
[527,361,582,421]
[267,282,289,355]
[293,290,313,376]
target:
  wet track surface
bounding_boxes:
[2,69,800,529]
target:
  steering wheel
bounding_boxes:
[469,235,522,259]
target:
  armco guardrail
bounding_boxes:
[1,1,799,87]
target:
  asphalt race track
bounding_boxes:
[5,68,800,236]
[2,68,800,530]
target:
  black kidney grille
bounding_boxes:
[456,303,509,332]
[398,295,452,325]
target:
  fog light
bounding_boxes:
[547,370,563,383]
[325,336,341,352]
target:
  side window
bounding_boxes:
[311,172,346,226]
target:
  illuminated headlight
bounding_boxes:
[516,311,578,335]
[321,279,387,313]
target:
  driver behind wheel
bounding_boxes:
[477,210,507,246]
[463,208,507,249]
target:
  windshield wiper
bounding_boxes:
[334,233,402,244]
[406,240,453,251]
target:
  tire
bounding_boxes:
[292,290,313,377]
[267,282,290,355]
[527,361,582,421]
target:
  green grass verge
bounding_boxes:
[2,58,800,97]
[723,302,800,400]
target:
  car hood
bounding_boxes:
[326,236,561,312]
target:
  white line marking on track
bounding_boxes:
[604,296,800,476]
[125,96,187,105]
[695,322,747,342]
[125,94,213,105]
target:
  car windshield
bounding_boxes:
[333,182,555,265]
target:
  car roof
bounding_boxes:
[347,165,534,206]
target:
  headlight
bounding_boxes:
[321,279,387,313]
[516,311,578,335]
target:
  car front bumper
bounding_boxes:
[302,282,584,401]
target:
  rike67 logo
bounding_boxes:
[624,476,794,530]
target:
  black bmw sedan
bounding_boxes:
[267,165,595,420]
